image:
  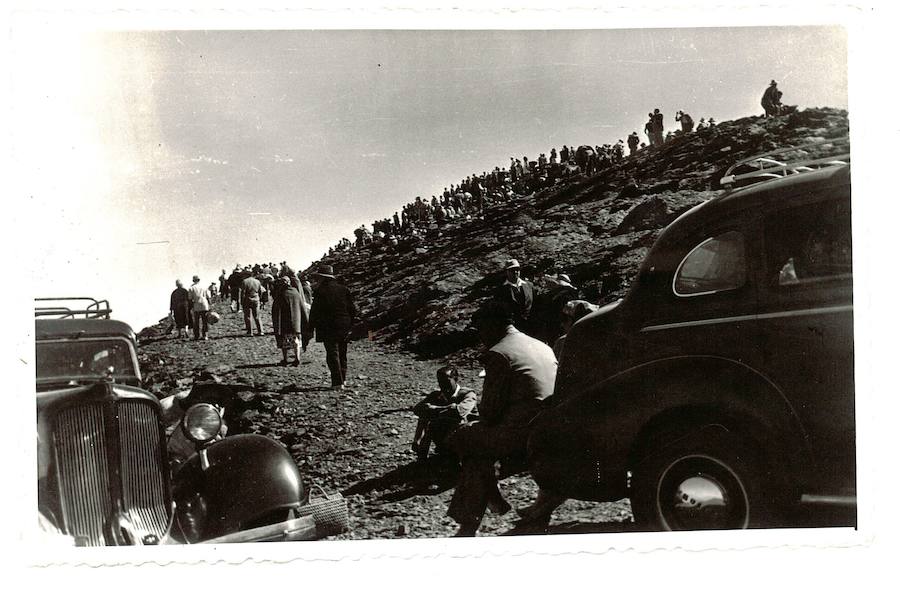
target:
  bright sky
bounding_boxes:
[13,26,847,328]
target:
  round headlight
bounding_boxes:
[182,403,223,444]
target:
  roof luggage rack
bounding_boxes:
[35,297,112,319]
[720,136,850,189]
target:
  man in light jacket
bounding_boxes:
[188,275,211,340]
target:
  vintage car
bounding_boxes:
[35,298,314,545]
[528,149,854,530]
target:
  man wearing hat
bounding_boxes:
[761,79,782,117]
[494,259,535,332]
[308,265,357,390]
[446,300,557,536]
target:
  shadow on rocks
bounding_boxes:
[342,455,460,501]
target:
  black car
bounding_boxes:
[35,298,315,545]
[528,155,854,530]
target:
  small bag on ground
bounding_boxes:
[296,484,349,537]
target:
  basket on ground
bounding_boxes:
[297,484,349,537]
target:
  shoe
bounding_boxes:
[203,335,209,340]
[245,331,252,336]
[279,359,288,367]
[332,384,344,391]
[453,524,479,537]
[291,359,300,367]
[487,496,512,516]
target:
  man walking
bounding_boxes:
[188,275,211,340]
[446,301,557,536]
[309,265,357,390]
[241,270,263,335]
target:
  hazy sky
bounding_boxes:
[13,26,847,328]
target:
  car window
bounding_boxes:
[36,339,137,381]
[765,198,852,287]
[673,230,747,296]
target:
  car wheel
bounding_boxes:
[631,428,773,531]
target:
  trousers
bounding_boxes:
[447,422,529,528]
[191,310,209,339]
[322,339,348,386]
[243,298,261,333]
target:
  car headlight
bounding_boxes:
[182,403,223,445]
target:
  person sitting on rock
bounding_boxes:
[675,110,694,133]
[627,132,640,155]
[696,117,707,130]
[761,79,782,117]
[411,365,479,461]
[446,301,557,537]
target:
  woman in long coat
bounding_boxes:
[169,279,192,339]
[271,276,311,366]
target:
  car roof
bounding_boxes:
[659,164,850,244]
[34,319,136,341]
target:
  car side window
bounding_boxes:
[765,198,852,287]
[673,230,747,296]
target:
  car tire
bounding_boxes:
[630,427,779,531]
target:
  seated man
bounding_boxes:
[411,366,478,461]
[447,301,558,537]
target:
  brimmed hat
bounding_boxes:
[314,264,335,277]
[557,273,572,284]
[770,80,777,85]
[503,259,521,270]
[192,275,200,283]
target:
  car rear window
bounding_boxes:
[765,197,852,286]
[673,230,747,296]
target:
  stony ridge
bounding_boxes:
[306,108,849,359]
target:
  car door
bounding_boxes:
[637,213,762,368]
[756,186,855,496]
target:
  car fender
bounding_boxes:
[529,355,811,501]
[172,434,305,542]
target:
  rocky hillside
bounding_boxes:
[306,108,849,359]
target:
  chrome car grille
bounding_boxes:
[52,400,170,546]
[53,405,111,546]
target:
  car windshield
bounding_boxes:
[36,339,137,382]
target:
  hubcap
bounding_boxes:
[656,454,750,530]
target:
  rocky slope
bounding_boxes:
[135,107,849,539]
[137,305,633,539]
[306,108,849,359]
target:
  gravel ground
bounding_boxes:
[139,302,635,540]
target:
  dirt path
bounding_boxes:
[139,301,633,539]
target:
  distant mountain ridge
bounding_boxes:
[304,108,849,359]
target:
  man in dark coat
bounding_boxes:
[308,265,357,390]
[227,267,243,311]
[494,258,535,332]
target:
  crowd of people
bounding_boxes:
[316,92,757,263]
[166,80,789,537]
[168,261,357,389]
